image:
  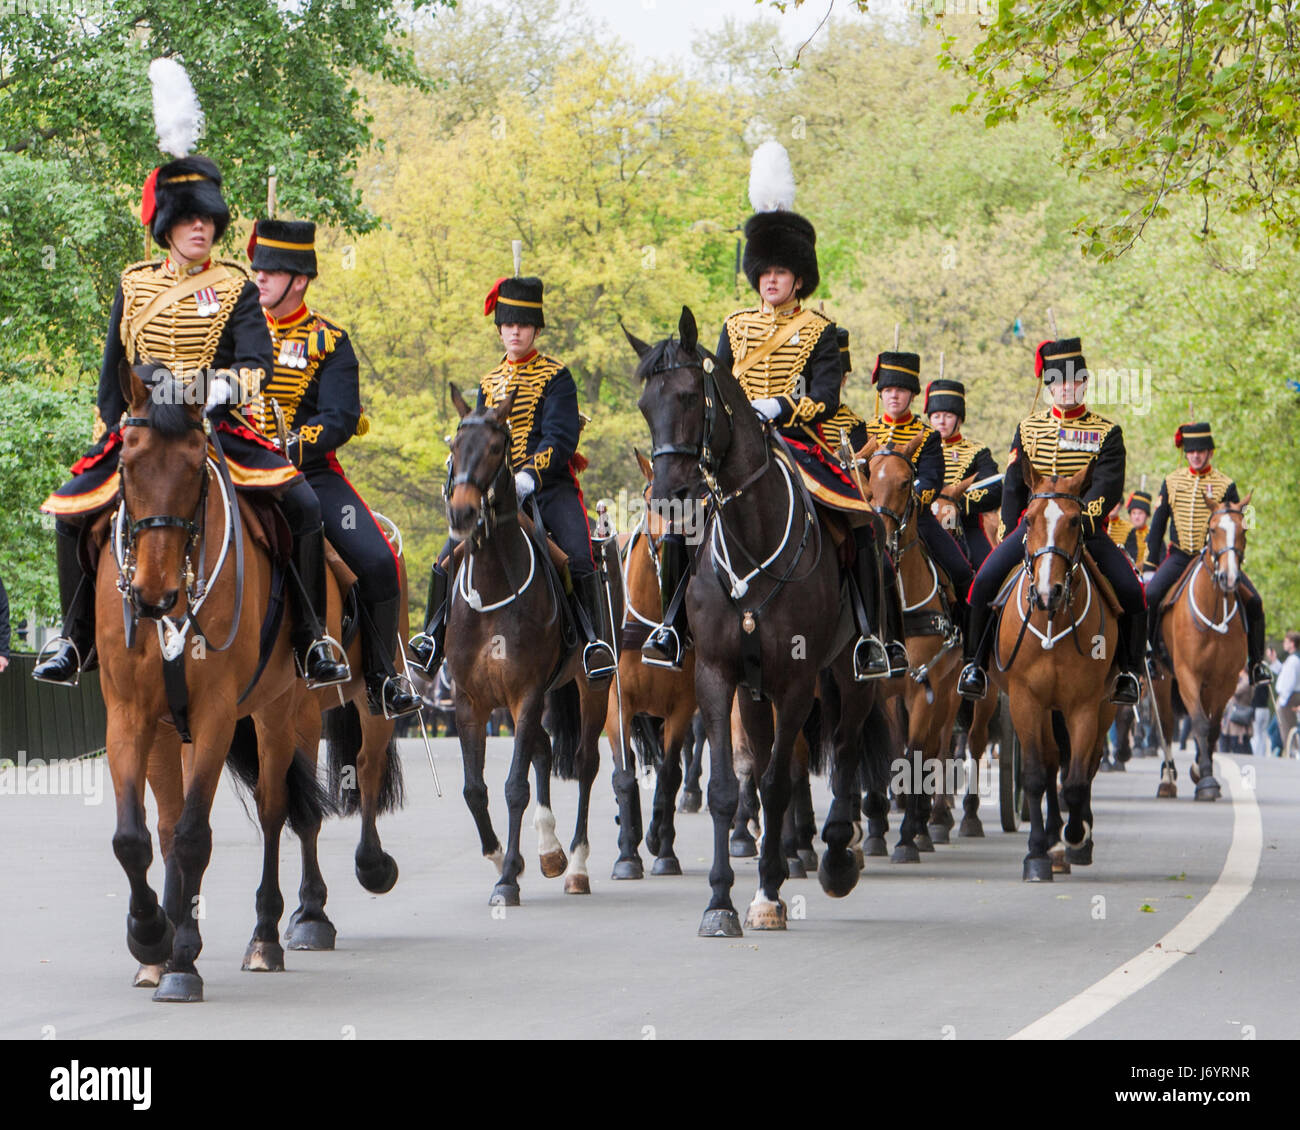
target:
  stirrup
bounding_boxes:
[1250,662,1274,688]
[301,635,351,690]
[886,641,910,678]
[1110,671,1141,706]
[583,640,617,681]
[407,631,438,675]
[641,625,683,671]
[32,636,83,687]
[369,673,422,720]
[852,635,891,682]
[957,663,988,701]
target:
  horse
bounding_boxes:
[605,450,700,879]
[1148,492,1252,801]
[632,305,887,936]
[988,463,1118,880]
[443,383,610,906]
[100,363,398,1001]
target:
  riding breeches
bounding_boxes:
[533,480,596,579]
[305,457,400,604]
[960,519,994,570]
[918,508,973,602]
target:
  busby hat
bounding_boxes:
[485,276,544,328]
[248,219,318,277]
[1127,490,1153,514]
[837,327,852,377]
[1174,421,1214,452]
[741,141,819,300]
[924,378,966,420]
[872,351,921,395]
[1034,338,1088,386]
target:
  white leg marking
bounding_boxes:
[485,847,504,875]
[563,843,590,878]
[534,805,563,856]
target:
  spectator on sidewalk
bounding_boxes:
[1274,632,1300,755]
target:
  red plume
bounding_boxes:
[140,167,159,227]
[484,277,507,317]
[871,355,882,386]
[246,227,258,260]
[1034,340,1051,379]
[1174,426,1184,448]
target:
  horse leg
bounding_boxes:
[819,671,870,897]
[697,667,741,937]
[793,763,819,870]
[283,696,336,950]
[455,694,501,875]
[863,789,890,856]
[892,744,924,863]
[493,695,541,906]
[679,712,705,813]
[241,712,295,974]
[608,697,645,880]
[729,705,760,858]
[1191,702,1222,801]
[1011,696,1053,882]
[1060,709,1101,867]
[529,714,567,880]
[134,736,183,988]
[959,697,989,838]
[649,708,690,875]
[747,695,802,929]
[563,678,607,895]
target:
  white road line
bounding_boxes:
[1009,757,1261,1041]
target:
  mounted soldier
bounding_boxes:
[410,272,616,682]
[957,336,1145,706]
[36,145,347,691]
[1145,422,1270,686]
[643,141,891,681]
[924,377,1001,570]
[247,218,419,717]
[1109,489,1153,576]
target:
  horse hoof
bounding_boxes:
[241,940,285,972]
[132,963,164,988]
[1065,842,1093,866]
[126,909,174,966]
[564,873,591,895]
[957,817,985,838]
[356,853,399,894]
[927,823,950,845]
[853,847,866,870]
[864,836,888,857]
[1195,780,1221,802]
[286,917,337,951]
[818,851,860,898]
[891,796,906,813]
[796,848,819,870]
[1098,758,1114,773]
[1050,850,1071,875]
[610,857,644,880]
[729,837,758,859]
[1156,782,1178,799]
[1111,759,1127,772]
[678,790,703,814]
[914,832,935,853]
[932,806,955,830]
[539,848,568,879]
[489,884,520,907]
[152,971,204,1003]
[786,856,807,879]
[891,843,920,864]
[744,899,788,930]
[651,855,682,876]
[698,908,743,937]
[1022,856,1054,882]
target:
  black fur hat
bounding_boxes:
[248,219,317,277]
[485,276,545,328]
[872,351,921,395]
[742,210,819,299]
[924,378,965,420]
[141,155,229,248]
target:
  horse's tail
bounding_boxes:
[548,680,583,781]
[804,696,827,775]
[323,701,405,816]
[629,712,664,772]
[224,716,339,835]
[858,697,895,797]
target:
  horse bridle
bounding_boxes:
[1203,504,1246,592]
[1022,489,1085,612]
[868,447,918,559]
[445,413,515,546]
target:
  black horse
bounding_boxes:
[630,306,887,936]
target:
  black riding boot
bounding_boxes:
[880,546,909,676]
[1245,604,1272,686]
[409,562,449,675]
[362,595,421,718]
[573,572,616,680]
[642,533,690,670]
[1110,613,1142,705]
[290,525,350,688]
[957,599,993,701]
[849,527,889,681]
[32,524,96,686]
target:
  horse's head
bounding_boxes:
[861,433,921,554]
[1022,463,1090,615]
[633,447,667,538]
[117,360,208,619]
[445,382,516,543]
[631,306,727,524]
[1205,489,1251,594]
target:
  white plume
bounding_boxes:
[748,140,796,213]
[149,57,204,158]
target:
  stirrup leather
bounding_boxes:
[300,635,351,689]
[32,636,83,687]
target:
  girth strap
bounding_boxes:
[163,649,192,744]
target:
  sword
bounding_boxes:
[595,532,629,778]
[271,399,289,453]
[400,645,443,798]
[967,472,1004,491]
[1143,656,1178,787]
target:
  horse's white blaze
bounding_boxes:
[1037,501,1064,602]
[534,806,562,856]
[1216,513,1239,587]
[485,847,504,875]
[563,843,589,878]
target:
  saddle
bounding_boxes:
[988,552,1122,622]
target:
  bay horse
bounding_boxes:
[1149,493,1252,801]
[632,306,887,936]
[444,384,610,906]
[989,463,1119,879]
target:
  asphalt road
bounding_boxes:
[2,737,1296,1040]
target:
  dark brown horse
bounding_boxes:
[633,306,888,936]
[1149,493,1252,801]
[444,384,610,905]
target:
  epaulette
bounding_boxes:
[305,310,347,360]
[121,258,162,275]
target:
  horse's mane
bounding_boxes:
[636,337,714,383]
[139,376,199,439]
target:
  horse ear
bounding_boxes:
[853,436,878,464]
[678,306,698,353]
[902,432,925,461]
[123,359,151,411]
[491,386,517,427]
[634,447,653,483]
[621,322,652,359]
[448,382,472,419]
[1239,489,1253,509]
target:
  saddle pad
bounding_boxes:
[236,493,293,567]
[1159,557,1199,614]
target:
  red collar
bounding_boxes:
[504,350,539,367]
[165,257,212,277]
[1189,463,1213,477]
[883,412,913,426]
[943,432,963,446]
[266,303,310,330]
[1051,403,1088,421]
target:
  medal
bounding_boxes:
[278,339,308,369]
[194,286,219,316]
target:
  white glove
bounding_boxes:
[753,397,782,422]
[515,470,537,500]
[205,373,239,412]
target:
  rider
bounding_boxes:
[1144,422,1270,685]
[1111,489,1153,575]
[410,274,616,682]
[36,156,348,690]
[924,378,1002,570]
[956,337,1144,706]
[643,141,891,680]
[248,218,420,717]
[863,354,975,640]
